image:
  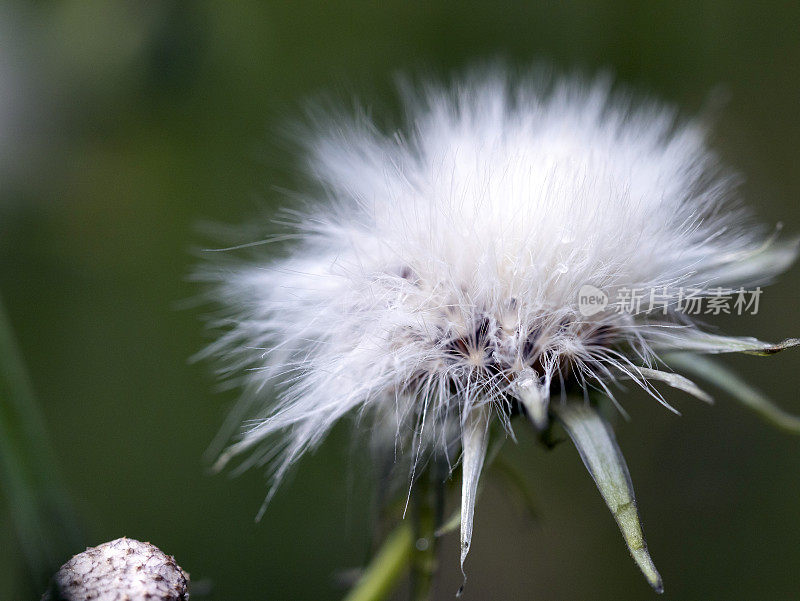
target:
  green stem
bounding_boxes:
[411,467,439,601]
[0,295,82,589]
[343,522,414,601]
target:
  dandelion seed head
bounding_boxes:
[198,66,798,582]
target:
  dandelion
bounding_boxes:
[198,67,799,596]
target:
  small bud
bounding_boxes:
[42,537,189,601]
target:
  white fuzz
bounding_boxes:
[198,68,798,576]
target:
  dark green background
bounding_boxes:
[1,2,799,599]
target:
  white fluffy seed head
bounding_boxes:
[198,67,796,517]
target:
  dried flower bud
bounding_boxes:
[42,537,189,601]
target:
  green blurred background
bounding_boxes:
[1,2,800,599]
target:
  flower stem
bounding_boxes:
[411,464,441,601]
[343,521,414,601]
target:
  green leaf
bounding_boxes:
[636,367,713,404]
[459,405,490,577]
[656,332,800,356]
[663,353,800,433]
[434,508,461,538]
[553,402,663,594]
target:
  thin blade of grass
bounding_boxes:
[0,296,83,589]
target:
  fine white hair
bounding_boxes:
[197,66,797,572]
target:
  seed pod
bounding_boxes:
[42,537,189,601]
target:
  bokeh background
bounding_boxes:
[1,2,800,599]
